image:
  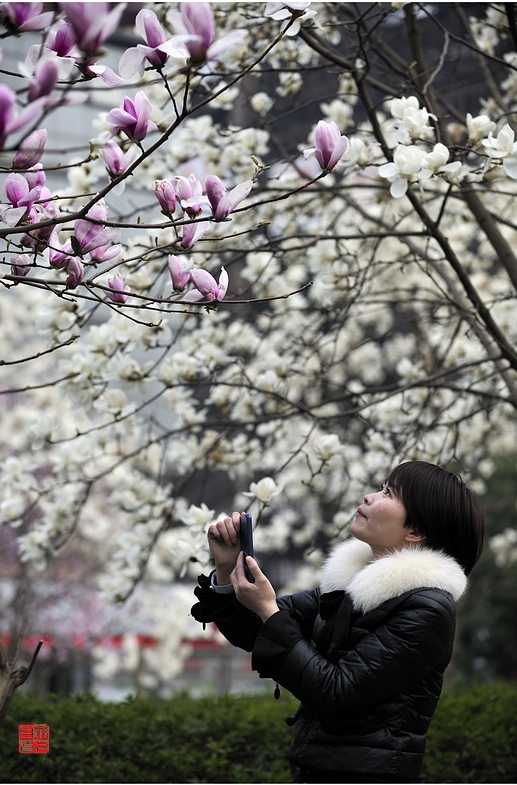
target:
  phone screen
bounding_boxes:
[240,513,255,582]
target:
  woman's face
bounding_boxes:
[350,483,424,557]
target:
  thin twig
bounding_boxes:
[0,334,79,366]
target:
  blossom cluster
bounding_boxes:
[376,95,517,196]
[0,3,261,304]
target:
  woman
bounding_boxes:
[191,461,485,783]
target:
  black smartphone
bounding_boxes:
[240,512,255,583]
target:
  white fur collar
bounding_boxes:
[320,537,467,613]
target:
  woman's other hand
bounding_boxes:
[207,511,242,585]
[231,552,279,623]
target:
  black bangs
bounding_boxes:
[385,462,415,500]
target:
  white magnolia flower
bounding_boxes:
[157,352,200,385]
[424,143,459,173]
[388,96,436,143]
[1,455,36,489]
[276,71,303,96]
[92,388,132,417]
[174,529,211,576]
[0,491,26,526]
[423,143,463,182]
[315,433,342,462]
[389,96,421,121]
[503,151,517,178]
[250,92,274,116]
[29,414,57,450]
[264,2,317,36]
[396,357,421,382]
[255,368,281,392]
[482,123,517,178]
[466,113,496,144]
[398,107,435,142]
[181,503,216,530]
[18,527,51,570]
[320,99,354,130]
[243,476,283,504]
[489,528,517,568]
[342,137,370,166]
[378,144,431,197]
[209,83,240,110]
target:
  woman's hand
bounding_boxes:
[231,552,279,623]
[207,511,242,585]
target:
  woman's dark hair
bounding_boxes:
[386,460,485,576]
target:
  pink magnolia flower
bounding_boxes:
[20,201,58,251]
[27,58,60,102]
[3,172,41,209]
[24,164,46,190]
[154,179,177,216]
[159,2,247,65]
[205,174,253,220]
[13,129,47,170]
[174,173,208,217]
[73,221,120,256]
[0,173,42,226]
[107,273,129,303]
[47,20,77,58]
[106,91,158,143]
[60,2,126,56]
[65,256,84,289]
[73,200,120,256]
[168,254,193,292]
[85,63,126,86]
[0,84,44,149]
[304,119,349,172]
[180,217,211,250]
[101,140,137,194]
[49,235,74,269]
[23,38,76,77]
[89,242,122,264]
[172,2,215,62]
[184,266,228,302]
[2,2,54,32]
[10,253,32,277]
[19,45,89,109]
[21,43,76,92]
[119,8,170,78]
[101,140,137,176]
[37,20,124,86]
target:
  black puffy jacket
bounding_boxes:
[191,538,468,782]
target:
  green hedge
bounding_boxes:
[420,681,517,783]
[0,691,298,783]
[0,682,514,783]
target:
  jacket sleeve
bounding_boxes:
[251,588,456,721]
[190,574,320,653]
[190,572,262,651]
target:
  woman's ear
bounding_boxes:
[404,529,426,544]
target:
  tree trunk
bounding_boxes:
[0,621,42,731]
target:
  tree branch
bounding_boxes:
[459,183,517,291]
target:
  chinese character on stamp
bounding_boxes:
[18,724,50,754]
